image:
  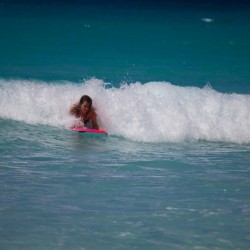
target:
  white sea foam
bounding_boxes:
[201,18,214,23]
[0,78,249,143]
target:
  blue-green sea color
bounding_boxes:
[0,0,250,249]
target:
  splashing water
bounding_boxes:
[0,78,249,143]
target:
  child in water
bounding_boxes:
[70,95,100,129]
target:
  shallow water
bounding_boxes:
[1,120,250,249]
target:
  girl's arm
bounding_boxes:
[91,112,99,130]
[70,104,79,117]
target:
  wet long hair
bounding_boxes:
[70,95,92,118]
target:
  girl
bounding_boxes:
[70,95,100,129]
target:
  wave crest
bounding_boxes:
[0,78,249,143]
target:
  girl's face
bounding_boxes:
[80,101,91,115]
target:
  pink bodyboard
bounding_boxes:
[71,127,108,135]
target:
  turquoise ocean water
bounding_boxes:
[1,0,250,249]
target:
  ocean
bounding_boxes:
[0,0,250,249]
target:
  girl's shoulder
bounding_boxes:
[86,107,96,119]
[90,107,97,115]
